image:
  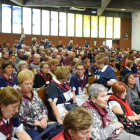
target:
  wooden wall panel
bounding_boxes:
[120,18,132,50]
[0,18,132,50]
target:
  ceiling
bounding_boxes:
[7,0,140,15]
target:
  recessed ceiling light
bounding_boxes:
[121,9,125,10]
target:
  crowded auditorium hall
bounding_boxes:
[0,0,140,139]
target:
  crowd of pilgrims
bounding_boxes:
[0,37,140,140]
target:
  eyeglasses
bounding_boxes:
[77,69,85,71]
[9,105,20,111]
[55,65,58,67]
[43,67,49,69]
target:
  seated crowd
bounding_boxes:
[0,37,140,140]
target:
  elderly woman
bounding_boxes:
[108,82,140,122]
[17,70,54,139]
[52,107,92,140]
[82,84,140,140]
[124,73,140,105]
[131,58,140,74]
[0,60,18,88]
[0,86,31,139]
[17,60,28,76]
[94,53,116,92]
[34,61,52,88]
[46,67,76,124]
[50,59,59,74]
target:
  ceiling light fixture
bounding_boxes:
[121,9,125,10]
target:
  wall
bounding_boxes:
[0,18,131,50]
[131,12,140,51]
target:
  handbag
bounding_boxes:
[58,87,79,111]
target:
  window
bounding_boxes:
[23,7,31,34]
[91,16,98,38]
[114,18,120,38]
[51,11,58,36]
[59,12,66,36]
[13,6,21,34]
[2,4,11,33]
[99,16,105,38]
[76,14,82,37]
[67,13,74,36]
[106,17,113,38]
[83,15,90,37]
[32,9,40,35]
[42,10,50,35]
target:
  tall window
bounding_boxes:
[67,13,74,36]
[83,15,90,37]
[106,17,113,38]
[51,11,58,36]
[59,12,66,36]
[23,7,31,34]
[91,16,98,38]
[42,10,50,35]
[32,9,40,35]
[114,18,120,38]
[76,14,82,37]
[99,16,105,38]
[2,4,11,33]
[13,6,21,34]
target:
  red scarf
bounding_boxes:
[82,99,108,128]
[76,73,87,91]
[0,74,14,84]
[51,80,70,92]
[17,89,34,101]
[109,94,134,116]
[0,118,13,140]
[38,70,51,82]
[14,66,18,72]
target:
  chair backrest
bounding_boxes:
[36,87,47,105]
[115,71,121,77]
[120,60,125,71]
[88,76,95,85]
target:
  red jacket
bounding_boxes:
[51,130,91,140]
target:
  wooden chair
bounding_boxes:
[86,76,95,91]
[88,76,95,85]
[120,60,125,71]
[36,87,47,105]
[115,71,121,77]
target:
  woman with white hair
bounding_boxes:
[131,58,140,74]
[17,60,28,76]
[82,84,140,140]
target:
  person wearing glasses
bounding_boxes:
[0,86,31,140]
[49,59,59,75]
[0,60,18,89]
[70,62,88,106]
[17,69,53,139]
[34,61,52,88]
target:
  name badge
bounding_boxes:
[46,81,50,84]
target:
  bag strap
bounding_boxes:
[33,122,58,140]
